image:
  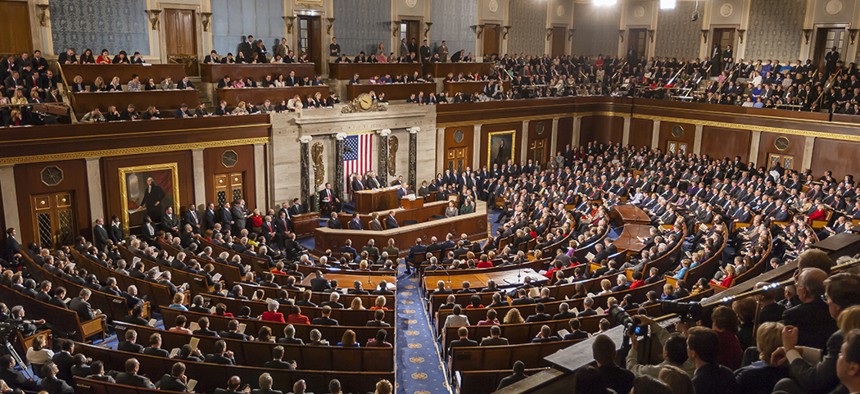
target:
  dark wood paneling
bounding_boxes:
[0,1,33,55]
[443,81,511,96]
[658,120,695,151]
[70,90,200,115]
[528,119,552,165]
[329,63,422,80]
[200,64,316,83]
[629,118,653,148]
[217,86,330,106]
[557,117,573,153]
[60,64,187,86]
[430,63,496,78]
[345,82,435,100]
[443,126,474,173]
[203,145,257,211]
[580,116,623,145]
[701,127,750,161]
[102,152,194,234]
[480,122,523,169]
[757,132,805,170]
[14,160,90,246]
[811,138,860,179]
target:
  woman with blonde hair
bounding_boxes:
[503,308,524,324]
[231,101,249,115]
[598,279,612,295]
[838,305,860,333]
[657,365,694,394]
[370,295,388,311]
[732,321,788,393]
[350,297,365,310]
[10,89,28,105]
[374,379,393,394]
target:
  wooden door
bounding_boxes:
[713,28,736,53]
[298,15,322,74]
[163,9,198,76]
[813,28,846,72]
[528,138,548,164]
[32,193,75,249]
[767,154,794,171]
[446,147,468,173]
[551,26,567,58]
[214,173,245,207]
[401,20,421,52]
[483,24,500,57]
[627,29,647,60]
[0,1,33,55]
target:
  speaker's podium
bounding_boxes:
[400,196,424,210]
[353,187,399,214]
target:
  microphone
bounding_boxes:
[441,263,451,284]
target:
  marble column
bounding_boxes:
[436,127,446,174]
[572,116,582,146]
[550,118,559,157]
[693,124,703,154]
[520,120,530,163]
[253,144,266,211]
[748,131,762,164]
[299,135,313,212]
[334,133,346,202]
[85,158,105,221]
[802,136,815,171]
[408,127,419,189]
[651,120,661,150]
[191,149,206,207]
[377,129,391,186]
[472,124,482,170]
[621,116,631,146]
[0,165,20,234]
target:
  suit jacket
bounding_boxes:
[93,225,109,250]
[156,374,188,391]
[52,351,75,383]
[117,341,144,353]
[385,215,399,228]
[69,297,95,321]
[109,223,124,244]
[40,376,74,394]
[370,219,383,231]
[115,372,156,389]
[348,218,363,230]
[782,299,837,350]
[480,337,509,346]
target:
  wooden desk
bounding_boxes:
[401,196,424,210]
[300,273,396,290]
[201,63,316,83]
[612,224,651,254]
[70,90,199,114]
[336,201,447,229]
[354,187,400,213]
[329,63,422,80]
[346,82,436,100]
[430,62,495,78]
[423,268,546,291]
[443,80,511,96]
[314,204,488,256]
[611,204,651,225]
[292,212,320,239]
[60,64,186,85]
[216,86,330,106]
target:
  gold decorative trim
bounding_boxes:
[0,137,272,165]
[4,123,272,145]
[487,130,516,169]
[631,114,860,143]
[437,111,627,128]
[118,163,181,236]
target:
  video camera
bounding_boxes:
[609,305,648,337]
[661,300,711,325]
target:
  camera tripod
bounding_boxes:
[2,340,32,379]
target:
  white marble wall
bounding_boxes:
[269,104,437,204]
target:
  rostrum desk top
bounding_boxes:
[423,268,546,291]
[353,187,400,214]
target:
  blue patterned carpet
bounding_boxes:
[395,264,452,394]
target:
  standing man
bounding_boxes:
[825,46,840,77]
[329,37,341,58]
[231,199,250,234]
[109,216,124,244]
[274,38,289,60]
[239,35,255,61]
[319,183,340,215]
[420,39,432,64]
[437,40,449,62]
[204,203,217,233]
[93,219,109,251]
[141,177,165,225]
[184,204,201,233]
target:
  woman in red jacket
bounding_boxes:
[808,204,827,222]
[261,301,285,323]
[286,305,310,325]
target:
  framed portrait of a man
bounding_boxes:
[487,130,515,169]
[119,163,180,234]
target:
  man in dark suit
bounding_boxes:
[497,361,527,390]
[117,330,145,353]
[51,340,76,384]
[1,354,38,391]
[231,199,249,234]
[40,363,74,394]
[204,340,236,365]
[406,238,427,275]
[348,213,362,230]
[480,325,510,346]
[141,177,166,224]
[161,206,180,234]
[309,271,331,292]
[204,203,217,232]
[311,306,339,326]
[782,268,838,350]
[184,203,201,233]
[109,216,124,244]
[688,327,739,394]
[203,50,222,64]
[448,326,478,354]
[327,212,342,229]
[69,289,97,321]
[351,174,365,192]
[91,218,109,251]
[318,183,339,215]
[385,211,399,229]
[4,227,23,261]
[220,202,234,230]
[156,362,189,391]
[263,346,296,370]
[238,35,255,60]
[143,333,170,358]
[115,359,155,388]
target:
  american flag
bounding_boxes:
[344,133,373,191]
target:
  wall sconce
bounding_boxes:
[546,28,553,40]
[36,4,50,27]
[736,29,745,44]
[424,22,432,38]
[199,12,212,32]
[284,16,296,34]
[618,29,625,43]
[503,25,512,39]
[802,29,812,45]
[568,28,575,41]
[701,29,709,42]
[471,25,484,38]
[648,29,655,42]
[145,9,162,30]
[392,21,401,37]
[848,29,858,45]
[326,17,335,35]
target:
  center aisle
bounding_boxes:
[395,264,452,394]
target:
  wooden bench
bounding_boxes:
[75,377,184,394]
[233,281,394,307]
[0,284,105,342]
[449,340,576,374]
[329,63,421,80]
[74,342,391,394]
[157,238,243,285]
[69,90,200,116]
[160,307,394,345]
[70,248,174,311]
[444,80,512,96]
[202,292,393,326]
[217,86,331,106]
[196,237,273,275]
[456,368,548,394]
[60,64,187,86]
[113,322,393,371]
[200,63,316,83]
[117,245,211,295]
[442,316,597,351]
[345,82,436,100]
